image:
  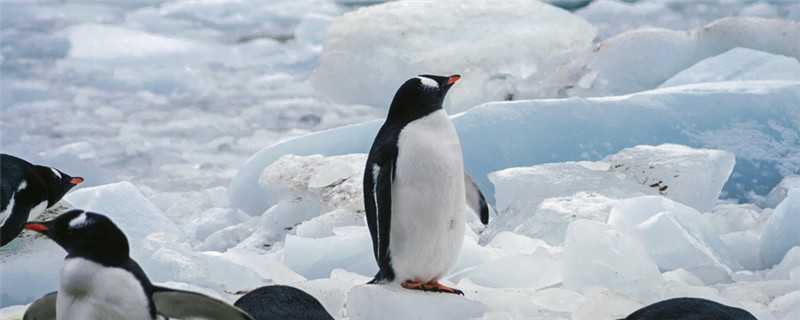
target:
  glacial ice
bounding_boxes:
[562,220,663,301]
[660,48,800,88]
[573,17,800,97]
[761,189,800,267]
[312,0,597,111]
[232,81,800,214]
[609,196,740,284]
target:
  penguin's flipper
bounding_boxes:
[23,291,57,320]
[234,285,334,320]
[152,286,254,320]
[364,150,396,282]
[464,173,491,225]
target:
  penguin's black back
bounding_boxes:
[622,297,757,320]
[234,285,333,320]
[1,154,33,211]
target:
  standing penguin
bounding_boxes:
[1,154,83,247]
[22,210,253,320]
[364,74,490,295]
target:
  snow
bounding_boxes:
[4,1,800,319]
[761,189,800,267]
[660,48,800,88]
[312,0,597,112]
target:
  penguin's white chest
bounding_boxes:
[58,258,152,320]
[390,109,466,282]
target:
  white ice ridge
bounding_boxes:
[231,80,800,214]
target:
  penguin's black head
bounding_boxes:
[32,165,83,206]
[386,74,461,123]
[24,210,130,265]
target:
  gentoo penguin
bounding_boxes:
[1,154,83,247]
[622,297,757,320]
[363,74,490,295]
[21,210,253,320]
[234,285,334,320]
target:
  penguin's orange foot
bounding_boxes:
[401,280,464,295]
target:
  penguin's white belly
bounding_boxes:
[58,258,152,320]
[390,110,465,282]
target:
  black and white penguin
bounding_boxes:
[622,297,757,320]
[234,285,334,320]
[21,210,253,320]
[1,154,83,247]
[363,74,491,295]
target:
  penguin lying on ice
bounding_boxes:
[621,297,757,320]
[364,74,491,295]
[22,210,253,320]
[1,154,83,247]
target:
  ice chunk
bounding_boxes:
[562,220,663,300]
[486,191,618,245]
[295,209,365,239]
[62,24,202,60]
[260,154,366,213]
[486,144,733,243]
[284,226,375,280]
[609,196,740,283]
[65,181,185,246]
[184,207,251,243]
[231,81,800,214]
[661,48,800,88]
[235,198,321,249]
[763,176,800,208]
[760,189,800,267]
[344,284,487,320]
[448,248,561,289]
[662,269,705,287]
[295,278,353,318]
[574,17,800,96]
[312,0,596,111]
[721,230,763,271]
[767,247,800,280]
[486,231,557,255]
[708,203,764,235]
[604,144,735,212]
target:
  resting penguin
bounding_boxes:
[22,210,253,320]
[364,74,491,295]
[1,154,83,247]
[621,297,757,320]
[234,285,334,320]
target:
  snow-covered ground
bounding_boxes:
[2,0,800,319]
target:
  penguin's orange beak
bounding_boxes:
[24,223,49,232]
[447,75,461,85]
[70,177,84,185]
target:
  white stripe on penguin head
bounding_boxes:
[69,212,89,229]
[417,76,439,89]
[50,168,62,179]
